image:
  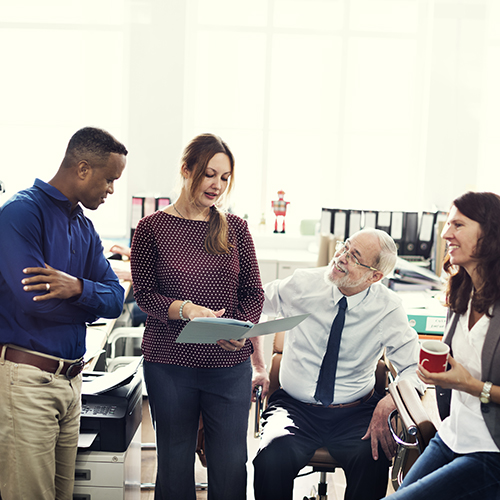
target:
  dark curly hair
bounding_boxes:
[443,191,500,316]
[63,127,128,167]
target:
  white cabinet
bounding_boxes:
[277,261,314,279]
[73,426,141,500]
[257,252,317,284]
[258,261,279,285]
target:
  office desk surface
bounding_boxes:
[397,290,447,337]
[84,280,131,371]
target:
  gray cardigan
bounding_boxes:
[437,302,500,449]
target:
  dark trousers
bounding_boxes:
[144,359,252,500]
[253,389,390,500]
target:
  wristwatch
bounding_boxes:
[480,381,493,404]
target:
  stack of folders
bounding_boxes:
[385,258,444,292]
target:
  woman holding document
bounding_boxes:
[130,133,267,500]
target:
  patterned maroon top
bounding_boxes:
[130,211,264,368]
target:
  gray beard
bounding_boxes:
[324,261,371,290]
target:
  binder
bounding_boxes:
[144,197,156,216]
[363,211,377,229]
[130,196,170,242]
[402,212,419,256]
[130,197,145,243]
[376,211,392,234]
[406,311,446,335]
[331,209,348,240]
[320,208,333,235]
[431,211,448,275]
[417,211,435,258]
[156,197,171,211]
[391,211,404,252]
[348,210,362,237]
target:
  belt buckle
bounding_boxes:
[65,359,84,379]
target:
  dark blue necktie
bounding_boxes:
[314,296,347,406]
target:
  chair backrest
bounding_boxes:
[267,331,285,404]
[106,326,145,359]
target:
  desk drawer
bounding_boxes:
[73,485,123,500]
[75,459,125,487]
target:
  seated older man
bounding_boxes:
[253,228,423,500]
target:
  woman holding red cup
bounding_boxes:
[386,192,500,499]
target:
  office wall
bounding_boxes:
[1,0,499,240]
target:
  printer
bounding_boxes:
[79,369,142,453]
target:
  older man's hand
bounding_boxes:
[361,394,397,461]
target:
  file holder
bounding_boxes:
[348,210,362,237]
[402,212,419,256]
[417,211,435,258]
[376,211,392,235]
[363,210,377,229]
[391,211,404,253]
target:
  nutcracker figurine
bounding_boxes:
[271,190,290,233]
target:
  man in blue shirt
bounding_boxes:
[0,127,128,500]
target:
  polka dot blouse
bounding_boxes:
[130,211,264,368]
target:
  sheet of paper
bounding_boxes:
[78,432,98,449]
[175,313,310,344]
[81,356,143,395]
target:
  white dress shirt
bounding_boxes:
[263,266,422,404]
[439,304,500,453]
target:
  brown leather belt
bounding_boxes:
[1,344,84,379]
[307,388,375,409]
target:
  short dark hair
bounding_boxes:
[64,127,128,167]
[444,191,500,316]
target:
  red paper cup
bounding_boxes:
[419,340,450,373]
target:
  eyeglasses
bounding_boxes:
[335,240,379,272]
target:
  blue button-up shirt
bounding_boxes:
[0,179,124,359]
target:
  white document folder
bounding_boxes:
[175,313,310,344]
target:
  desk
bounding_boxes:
[397,290,447,338]
[84,280,131,371]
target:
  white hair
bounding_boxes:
[353,228,398,277]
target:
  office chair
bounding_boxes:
[255,330,395,500]
[388,378,437,490]
[106,326,144,369]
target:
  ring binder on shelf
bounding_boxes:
[417,212,435,259]
[130,197,145,243]
[319,207,446,261]
[156,197,171,211]
[363,211,377,229]
[391,211,404,252]
[320,208,333,235]
[376,211,392,234]
[402,212,419,256]
[348,210,362,237]
[130,195,171,243]
[332,209,348,240]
